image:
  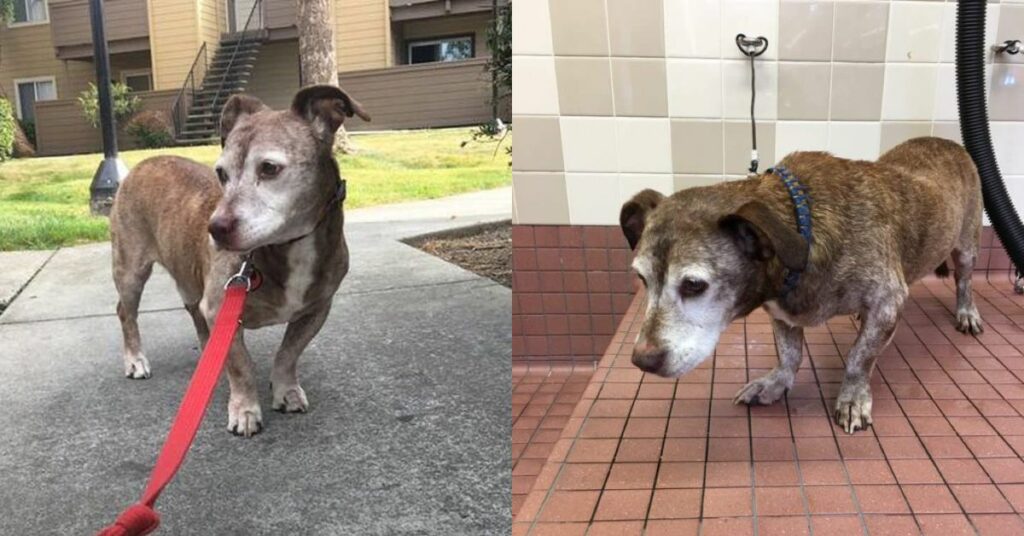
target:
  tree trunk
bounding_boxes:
[296,0,355,154]
[12,120,35,158]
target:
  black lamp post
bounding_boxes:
[87,0,127,216]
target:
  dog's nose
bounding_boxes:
[208,216,236,244]
[632,340,666,374]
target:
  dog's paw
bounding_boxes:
[834,383,873,434]
[227,396,263,437]
[271,383,309,413]
[734,371,791,406]
[956,306,984,335]
[123,353,151,380]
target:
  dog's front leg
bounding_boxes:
[735,319,803,406]
[835,298,902,434]
[224,330,263,437]
[271,305,331,413]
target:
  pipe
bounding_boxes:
[956,1,1024,276]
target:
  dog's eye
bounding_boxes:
[215,167,228,185]
[259,161,282,178]
[679,278,709,298]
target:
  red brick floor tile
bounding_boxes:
[757,516,810,535]
[537,490,600,522]
[754,461,802,486]
[702,487,753,517]
[655,462,704,489]
[661,438,706,462]
[920,436,973,459]
[647,488,702,519]
[585,520,644,536]
[809,515,862,534]
[704,461,752,487]
[865,514,919,536]
[903,484,962,514]
[802,460,852,485]
[529,522,588,535]
[614,438,662,463]
[950,484,1014,514]
[555,463,610,491]
[604,462,656,490]
[890,459,944,484]
[805,485,858,514]
[644,519,700,535]
[969,513,1024,535]
[916,514,975,536]
[592,489,652,521]
[755,486,806,516]
[567,439,619,463]
[579,418,626,438]
[854,484,911,514]
[701,517,754,536]
[934,458,992,484]
[979,457,1024,484]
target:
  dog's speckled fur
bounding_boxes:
[621,137,983,433]
[110,85,367,437]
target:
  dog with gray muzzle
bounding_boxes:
[620,137,983,433]
[109,85,370,437]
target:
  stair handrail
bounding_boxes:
[208,0,264,120]
[170,42,208,139]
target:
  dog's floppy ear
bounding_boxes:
[719,201,808,271]
[620,189,665,250]
[291,85,371,141]
[219,94,268,144]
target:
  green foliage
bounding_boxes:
[0,99,16,162]
[18,120,36,146]
[486,4,512,100]
[0,0,13,22]
[78,82,141,128]
[126,110,174,149]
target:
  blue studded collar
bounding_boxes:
[767,166,813,294]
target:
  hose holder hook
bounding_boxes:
[735,34,769,58]
[735,34,768,175]
[995,40,1022,55]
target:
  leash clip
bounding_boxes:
[224,257,259,291]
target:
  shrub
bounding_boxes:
[126,110,174,148]
[78,82,140,128]
[0,98,16,162]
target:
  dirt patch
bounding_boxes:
[407,220,511,288]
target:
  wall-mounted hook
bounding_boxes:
[735,34,769,57]
[995,40,1022,55]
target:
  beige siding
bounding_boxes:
[338,57,495,131]
[34,89,179,155]
[0,23,95,114]
[395,12,492,64]
[337,0,389,72]
[244,40,300,110]
[148,0,202,89]
[198,0,224,51]
[49,0,149,51]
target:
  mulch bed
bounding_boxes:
[407,220,511,288]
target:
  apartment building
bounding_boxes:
[0,0,508,155]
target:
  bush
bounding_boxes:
[0,98,15,162]
[78,82,140,128]
[126,110,174,148]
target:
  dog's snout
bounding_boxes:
[632,340,666,374]
[208,215,237,245]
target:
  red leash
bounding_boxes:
[98,261,260,536]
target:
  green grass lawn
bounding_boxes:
[0,127,510,251]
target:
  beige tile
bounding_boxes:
[548,0,609,56]
[880,122,933,154]
[932,122,963,145]
[565,173,621,225]
[664,0,721,58]
[775,121,829,158]
[777,62,830,121]
[886,1,943,62]
[828,122,881,161]
[671,120,723,175]
[833,2,889,62]
[512,0,553,55]
[616,118,673,173]
[724,121,775,175]
[830,63,884,121]
[512,116,564,172]
[555,58,614,116]
[560,117,619,173]
[996,5,1024,65]
[722,0,779,60]
[723,60,778,120]
[606,0,665,57]
[674,175,731,192]
[667,59,722,118]
[513,172,570,225]
[512,56,559,115]
[779,1,834,61]
[882,64,938,121]
[612,59,668,117]
[991,64,1024,121]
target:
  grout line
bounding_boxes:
[784,340,815,536]
[0,248,60,319]
[744,320,760,536]
[695,336,718,535]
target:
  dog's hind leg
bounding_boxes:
[953,246,983,335]
[735,319,803,406]
[271,305,331,413]
[113,252,154,379]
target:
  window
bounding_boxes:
[14,78,57,123]
[123,70,153,92]
[11,0,48,25]
[407,36,473,65]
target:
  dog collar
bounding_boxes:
[767,166,813,294]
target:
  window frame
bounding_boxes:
[121,69,154,93]
[8,0,50,28]
[405,34,475,65]
[12,76,58,121]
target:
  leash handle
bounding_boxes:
[98,277,252,535]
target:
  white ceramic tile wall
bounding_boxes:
[513,0,1024,226]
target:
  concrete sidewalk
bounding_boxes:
[0,188,511,535]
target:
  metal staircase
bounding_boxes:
[171,0,265,145]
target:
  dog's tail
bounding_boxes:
[935,261,951,278]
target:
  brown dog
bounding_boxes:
[110,85,369,437]
[620,137,983,433]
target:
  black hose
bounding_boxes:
[956,1,1024,269]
